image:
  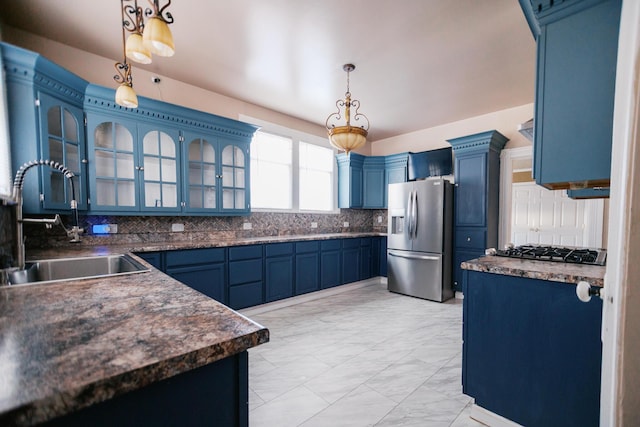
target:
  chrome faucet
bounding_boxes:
[12,159,84,270]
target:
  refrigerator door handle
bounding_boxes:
[412,191,418,238]
[388,250,440,261]
[406,191,413,238]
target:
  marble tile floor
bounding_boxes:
[242,282,485,427]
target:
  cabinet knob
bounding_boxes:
[81,159,88,164]
[467,237,471,242]
[576,281,602,302]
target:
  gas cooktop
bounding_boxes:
[494,245,607,266]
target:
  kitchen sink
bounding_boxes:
[7,254,150,286]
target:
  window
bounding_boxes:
[246,117,336,212]
[0,55,12,201]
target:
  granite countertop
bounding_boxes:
[461,255,606,287]
[27,232,385,259]
[0,257,269,426]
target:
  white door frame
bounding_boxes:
[499,146,604,249]
[600,0,640,424]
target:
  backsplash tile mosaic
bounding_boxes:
[21,210,389,249]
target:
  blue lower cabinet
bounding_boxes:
[379,237,388,277]
[166,264,226,304]
[135,251,163,270]
[295,242,320,295]
[342,239,360,284]
[463,270,602,427]
[228,245,264,310]
[42,352,250,427]
[320,239,342,289]
[229,282,263,310]
[359,238,372,280]
[453,249,484,292]
[164,248,226,304]
[265,243,294,302]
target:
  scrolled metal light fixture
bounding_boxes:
[114,0,175,108]
[325,64,370,154]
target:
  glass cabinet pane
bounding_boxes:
[93,121,136,208]
[63,109,78,142]
[47,106,62,137]
[142,130,178,209]
[220,144,246,211]
[187,137,217,210]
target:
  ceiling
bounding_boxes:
[0,0,536,142]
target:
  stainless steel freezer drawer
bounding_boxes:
[387,249,453,302]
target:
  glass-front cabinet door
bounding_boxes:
[139,125,180,213]
[221,141,249,213]
[183,131,217,213]
[38,92,87,210]
[89,118,137,211]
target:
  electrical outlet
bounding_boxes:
[243,222,252,230]
[311,222,318,229]
[377,216,383,223]
[343,222,349,228]
[171,223,184,232]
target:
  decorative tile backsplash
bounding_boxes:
[21,210,389,249]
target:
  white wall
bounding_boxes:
[371,103,534,155]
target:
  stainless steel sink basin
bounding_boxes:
[7,254,150,286]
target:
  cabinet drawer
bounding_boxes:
[229,259,263,285]
[296,241,319,253]
[228,281,263,310]
[321,239,341,251]
[455,228,486,249]
[165,247,225,267]
[229,245,262,261]
[342,238,360,249]
[265,242,294,257]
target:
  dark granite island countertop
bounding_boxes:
[461,255,605,287]
[0,263,269,426]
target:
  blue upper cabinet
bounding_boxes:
[337,152,408,209]
[1,42,89,214]
[84,84,257,215]
[521,0,622,191]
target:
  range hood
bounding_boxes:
[518,118,534,142]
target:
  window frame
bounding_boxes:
[242,115,339,214]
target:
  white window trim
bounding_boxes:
[241,115,339,214]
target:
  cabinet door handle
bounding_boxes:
[467,237,471,242]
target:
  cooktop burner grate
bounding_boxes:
[494,245,606,266]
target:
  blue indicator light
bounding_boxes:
[92,224,111,234]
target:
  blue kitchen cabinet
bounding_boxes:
[84,84,257,216]
[568,187,610,199]
[2,42,89,214]
[449,130,507,292]
[320,239,342,289]
[342,238,361,284]
[336,153,364,208]
[371,237,380,277]
[295,241,320,295]
[384,153,409,207]
[165,248,227,304]
[379,236,388,277]
[462,270,602,427]
[228,245,264,309]
[264,243,294,303]
[42,351,250,427]
[520,0,621,191]
[135,251,163,270]
[359,237,373,280]
[362,156,386,208]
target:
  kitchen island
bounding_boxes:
[461,255,604,427]
[0,258,269,426]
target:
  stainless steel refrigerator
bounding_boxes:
[387,177,454,302]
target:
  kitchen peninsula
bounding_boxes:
[461,255,605,427]
[0,257,269,427]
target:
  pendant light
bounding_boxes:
[114,0,175,107]
[325,64,370,153]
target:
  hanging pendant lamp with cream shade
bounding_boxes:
[114,0,176,107]
[142,0,175,57]
[325,64,370,154]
